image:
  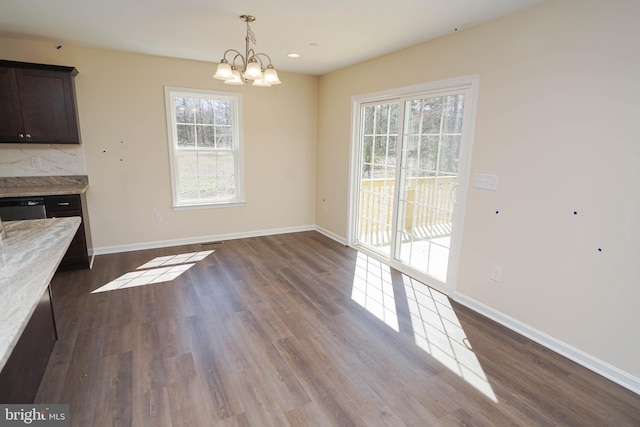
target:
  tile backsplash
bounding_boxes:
[0,144,86,177]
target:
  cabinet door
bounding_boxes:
[0,67,24,143]
[0,286,57,403]
[45,195,89,268]
[15,68,80,144]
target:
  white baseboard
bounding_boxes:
[453,292,640,396]
[314,225,348,245]
[92,225,316,255]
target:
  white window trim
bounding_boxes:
[164,86,245,209]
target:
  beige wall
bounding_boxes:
[316,0,640,383]
[0,39,318,251]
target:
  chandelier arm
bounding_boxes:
[229,52,246,69]
[252,53,273,67]
[223,49,244,61]
[222,49,243,59]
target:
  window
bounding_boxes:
[165,87,244,208]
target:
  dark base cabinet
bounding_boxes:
[45,194,90,270]
[0,286,57,403]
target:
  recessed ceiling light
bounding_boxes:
[287,53,301,58]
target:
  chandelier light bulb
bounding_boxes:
[263,66,281,84]
[225,68,244,85]
[213,60,233,80]
[243,60,264,80]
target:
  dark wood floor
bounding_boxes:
[36,231,640,426]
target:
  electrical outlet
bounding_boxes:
[474,173,498,191]
[322,199,327,214]
[491,265,502,282]
[31,156,41,169]
[155,213,163,224]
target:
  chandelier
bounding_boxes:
[213,15,281,87]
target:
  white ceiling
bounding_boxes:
[0,0,549,76]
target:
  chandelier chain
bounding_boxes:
[246,23,257,46]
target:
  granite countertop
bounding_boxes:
[0,175,88,198]
[0,217,80,371]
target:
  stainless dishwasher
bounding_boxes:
[0,197,47,220]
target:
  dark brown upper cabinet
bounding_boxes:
[0,60,81,144]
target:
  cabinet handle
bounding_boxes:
[19,134,24,138]
[26,134,31,139]
[57,202,71,206]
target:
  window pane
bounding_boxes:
[196,125,215,148]
[420,136,439,174]
[374,136,388,165]
[362,135,373,160]
[177,125,195,147]
[422,97,443,134]
[442,95,465,134]
[179,176,198,200]
[197,99,215,124]
[439,136,461,174]
[215,126,233,149]
[387,135,397,167]
[177,151,198,200]
[177,151,198,175]
[214,100,232,125]
[375,104,390,134]
[388,104,399,133]
[216,153,236,199]
[362,135,373,179]
[198,152,216,199]
[198,175,216,199]
[175,97,195,123]
[406,100,422,134]
[363,106,375,135]
[197,151,216,176]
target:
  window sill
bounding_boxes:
[172,200,247,211]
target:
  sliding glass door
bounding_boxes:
[351,79,476,291]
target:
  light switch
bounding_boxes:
[473,173,498,191]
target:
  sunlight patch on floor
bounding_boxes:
[136,251,213,269]
[402,275,498,402]
[350,252,497,403]
[351,252,399,331]
[91,250,214,293]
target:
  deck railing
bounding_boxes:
[358,176,456,246]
